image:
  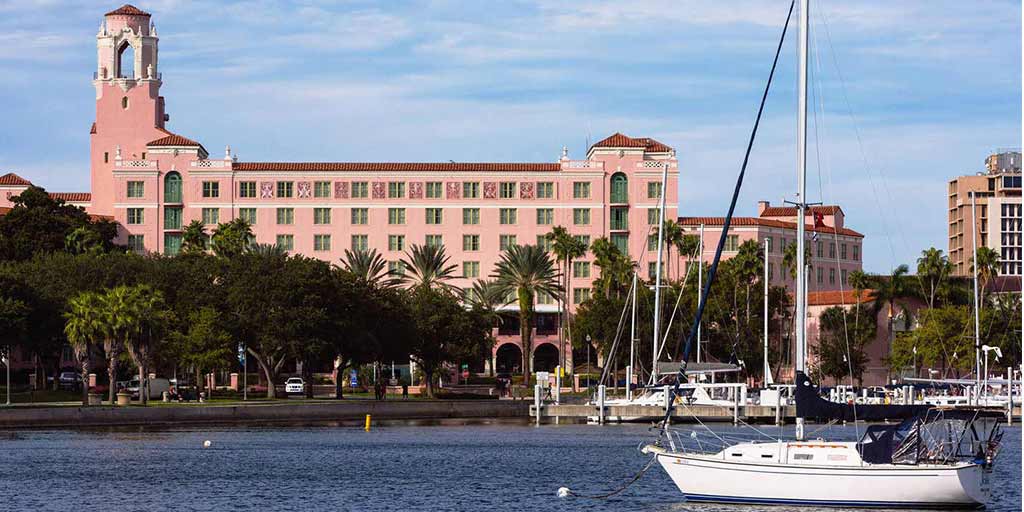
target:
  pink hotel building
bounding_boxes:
[1,5,865,375]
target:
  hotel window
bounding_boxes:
[781,238,788,251]
[648,262,658,280]
[462,208,480,225]
[388,182,405,198]
[648,234,659,251]
[536,182,554,199]
[536,208,554,225]
[239,208,257,225]
[499,182,517,199]
[276,235,294,251]
[164,207,182,230]
[314,234,331,252]
[537,235,553,252]
[841,269,847,285]
[573,182,591,199]
[388,261,406,277]
[573,208,591,226]
[573,261,591,279]
[611,234,629,254]
[840,243,848,260]
[351,208,368,225]
[314,181,332,198]
[768,262,774,282]
[314,207,331,225]
[499,208,517,225]
[463,234,480,251]
[853,245,860,261]
[426,208,443,225]
[815,241,823,258]
[104,152,109,163]
[276,181,293,198]
[164,234,182,256]
[724,235,739,252]
[351,182,368,198]
[573,288,591,305]
[388,208,406,225]
[463,261,480,278]
[610,173,628,203]
[537,292,555,305]
[202,208,219,225]
[463,182,480,199]
[425,235,443,248]
[276,208,294,225]
[610,207,628,230]
[765,236,773,253]
[648,209,659,225]
[202,181,219,198]
[127,234,144,254]
[817,267,823,284]
[164,172,182,203]
[829,268,836,285]
[829,242,836,259]
[499,235,517,250]
[574,235,590,247]
[426,182,443,199]
[351,234,368,251]
[127,181,144,198]
[239,181,256,198]
[388,235,405,251]
[647,182,662,199]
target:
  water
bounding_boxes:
[0,421,1019,511]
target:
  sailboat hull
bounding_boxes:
[650,448,988,509]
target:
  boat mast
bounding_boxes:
[971,191,981,404]
[652,162,669,385]
[795,0,809,441]
[697,223,704,363]
[764,241,772,385]
[629,271,637,401]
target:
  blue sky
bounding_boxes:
[0,0,1019,273]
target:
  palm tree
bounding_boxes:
[492,244,561,378]
[401,244,458,291]
[64,292,106,405]
[181,220,207,254]
[245,243,288,258]
[118,285,168,405]
[917,247,950,309]
[465,279,509,376]
[546,226,587,371]
[339,248,394,288]
[848,269,870,326]
[871,264,912,369]
[971,247,1000,305]
[732,240,764,323]
[661,220,684,280]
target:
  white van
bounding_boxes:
[128,377,171,399]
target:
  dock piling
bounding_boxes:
[597,385,606,425]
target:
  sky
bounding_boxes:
[0,0,1019,273]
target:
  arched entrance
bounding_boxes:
[533,343,559,373]
[495,343,523,375]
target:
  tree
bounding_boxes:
[661,219,684,280]
[181,220,208,255]
[971,247,1000,305]
[245,243,287,258]
[590,237,633,299]
[848,269,870,326]
[465,279,507,376]
[114,284,170,404]
[401,244,458,291]
[492,244,561,377]
[810,306,875,384]
[732,240,764,324]
[64,292,106,405]
[546,226,587,372]
[891,306,972,378]
[871,264,913,372]
[917,247,951,310]
[0,186,118,261]
[65,226,105,255]
[407,286,489,398]
[210,218,253,259]
[167,307,233,399]
[340,248,395,288]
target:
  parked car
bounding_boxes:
[285,377,305,395]
[58,372,81,391]
[127,377,171,400]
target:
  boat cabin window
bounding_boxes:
[793,453,813,460]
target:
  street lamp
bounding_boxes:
[586,334,592,388]
[2,345,8,406]
[981,345,1002,401]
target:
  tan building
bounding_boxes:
[947,151,1022,276]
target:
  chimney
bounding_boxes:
[757,200,770,215]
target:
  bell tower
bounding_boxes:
[90,4,167,215]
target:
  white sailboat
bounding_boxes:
[643,0,1004,507]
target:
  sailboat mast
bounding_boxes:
[795,0,809,442]
[629,271,637,401]
[971,191,981,404]
[652,162,669,384]
[697,223,704,363]
[764,241,770,384]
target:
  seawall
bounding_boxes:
[0,400,531,429]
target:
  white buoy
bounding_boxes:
[203,440,212,448]
[557,487,570,498]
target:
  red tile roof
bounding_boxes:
[106,4,150,16]
[233,162,561,172]
[49,192,91,203]
[0,173,32,186]
[590,132,673,153]
[760,205,843,217]
[807,289,875,306]
[677,216,863,237]
[147,133,203,147]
